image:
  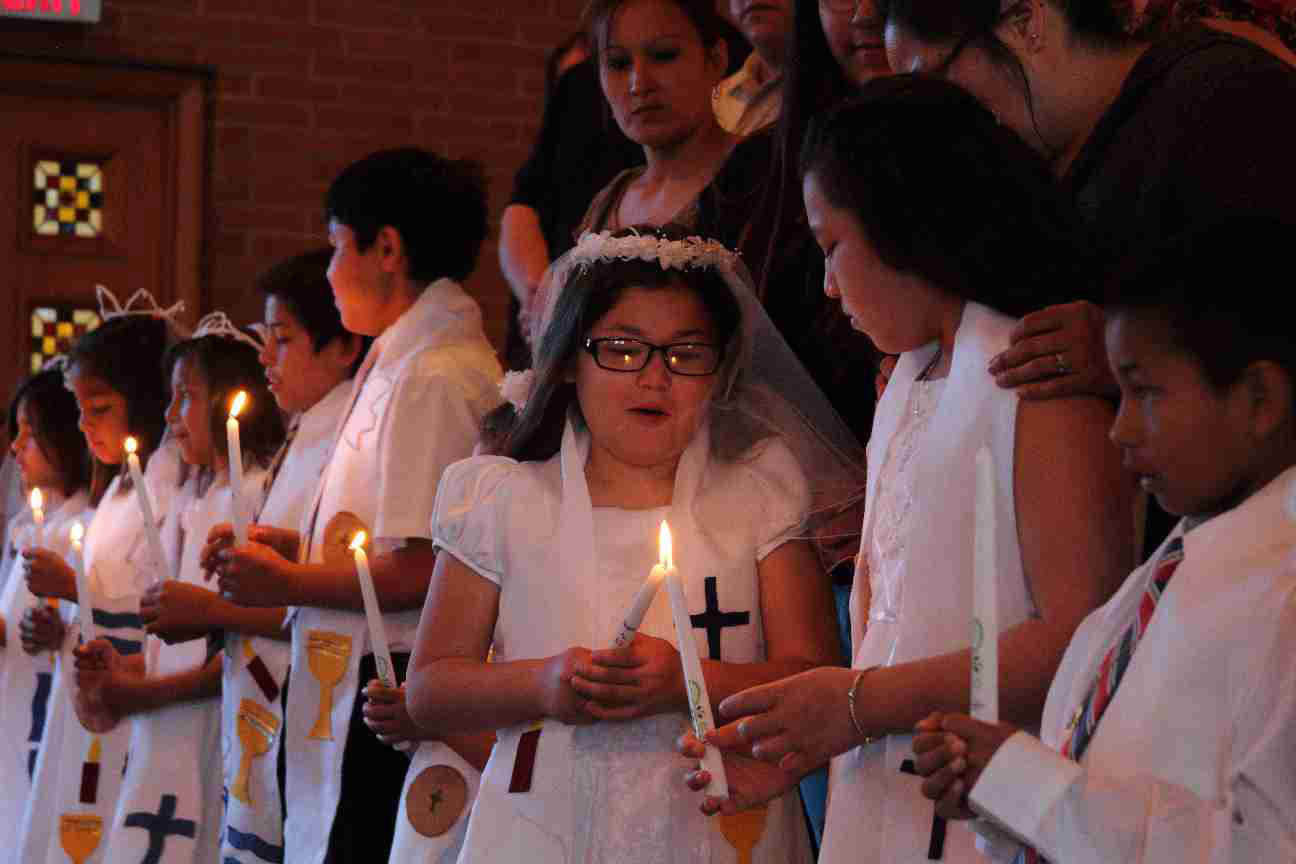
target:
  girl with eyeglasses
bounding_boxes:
[404,224,867,864]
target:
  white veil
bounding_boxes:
[527,229,869,563]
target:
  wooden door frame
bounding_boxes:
[0,53,209,325]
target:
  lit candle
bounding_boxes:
[349,531,396,687]
[70,523,94,644]
[226,391,249,546]
[124,437,168,584]
[29,487,45,545]
[970,446,999,723]
[611,553,666,649]
[662,521,729,797]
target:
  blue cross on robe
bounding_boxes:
[124,794,196,864]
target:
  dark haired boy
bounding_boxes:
[912,217,1296,863]
[215,150,502,864]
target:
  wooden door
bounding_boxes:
[0,56,205,427]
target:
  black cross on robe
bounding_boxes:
[689,576,750,660]
[124,794,197,864]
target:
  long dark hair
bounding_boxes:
[487,225,741,463]
[585,0,729,58]
[163,334,285,476]
[7,369,91,500]
[800,75,1088,317]
[66,316,170,502]
[745,0,856,297]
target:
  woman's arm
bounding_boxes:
[405,551,589,735]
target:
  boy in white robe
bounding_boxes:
[212,148,502,864]
[913,216,1296,863]
[200,249,363,864]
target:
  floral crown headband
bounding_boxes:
[504,230,745,413]
[191,311,268,354]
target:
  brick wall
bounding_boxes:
[1,0,590,352]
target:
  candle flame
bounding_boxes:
[30,487,43,511]
[349,531,367,552]
[659,521,673,570]
[70,522,84,543]
[124,436,138,455]
[229,390,248,419]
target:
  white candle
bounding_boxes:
[124,437,168,584]
[70,523,94,644]
[226,391,249,546]
[29,487,45,546]
[970,446,999,723]
[611,558,665,649]
[662,521,729,797]
[349,531,396,687]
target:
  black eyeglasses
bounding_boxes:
[583,338,724,376]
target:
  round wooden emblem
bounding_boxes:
[406,764,469,838]
[321,511,368,566]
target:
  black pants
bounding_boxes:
[324,652,411,863]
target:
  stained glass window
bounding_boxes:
[30,306,100,373]
[32,159,103,238]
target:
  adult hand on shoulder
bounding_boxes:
[679,729,803,815]
[573,633,684,721]
[912,712,1019,821]
[215,541,297,607]
[361,678,424,747]
[19,604,65,654]
[988,301,1117,401]
[539,647,597,725]
[23,547,78,601]
[711,666,859,778]
[140,580,220,643]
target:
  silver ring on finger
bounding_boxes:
[1054,353,1069,376]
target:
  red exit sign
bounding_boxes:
[1,0,100,22]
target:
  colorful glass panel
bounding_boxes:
[33,159,103,238]
[29,305,100,373]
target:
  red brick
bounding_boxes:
[316,106,416,137]
[312,54,416,82]
[217,74,253,98]
[420,13,514,42]
[217,99,312,127]
[127,11,240,43]
[315,0,421,32]
[256,76,339,102]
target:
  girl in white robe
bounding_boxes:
[0,369,93,853]
[690,77,1137,864]
[405,226,868,864]
[78,321,284,864]
[20,308,178,864]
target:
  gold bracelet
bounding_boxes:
[847,668,874,745]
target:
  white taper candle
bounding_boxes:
[226,391,249,546]
[662,521,729,797]
[971,446,999,723]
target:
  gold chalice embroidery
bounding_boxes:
[306,630,351,741]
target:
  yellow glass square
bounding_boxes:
[59,176,76,191]
[58,207,76,223]
[43,336,56,354]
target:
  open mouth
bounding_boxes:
[629,406,669,418]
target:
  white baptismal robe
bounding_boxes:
[220,380,348,864]
[969,465,1296,863]
[0,492,91,852]
[284,280,502,864]
[103,468,265,864]
[820,302,1035,864]
[433,422,814,864]
[23,444,180,864]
